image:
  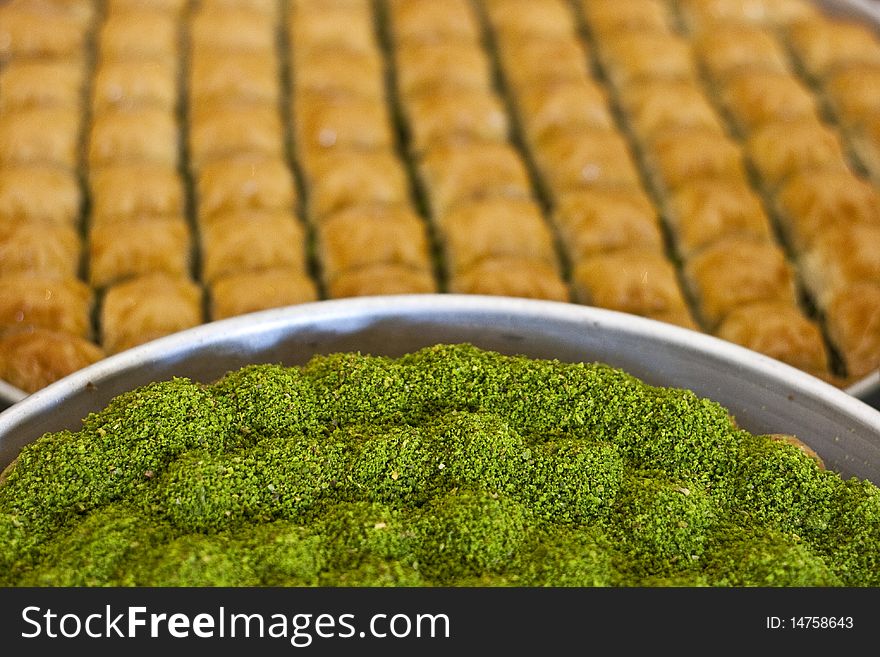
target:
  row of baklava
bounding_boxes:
[573,0,837,382]
[287,0,437,298]
[383,0,569,300]
[0,0,104,393]
[669,0,880,382]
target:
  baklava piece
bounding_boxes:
[0,60,85,112]
[774,169,880,254]
[617,79,726,140]
[571,249,690,320]
[0,108,81,169]
[532,127,642,198]
[304,149,411,221]
[482,0,579,40]
[100,273,203,354]
[316,204,433,281]
[91,58,178,114]
[693,24,791,83]
[786,17,880,80]
[190,6,277,52]
[402,86,509,154]
[494,36,592,89]
[0,275,93,338]
[89,163,185,224]
[448,256,569,302]
[682,236,799,329]
[798,223,880,310]
[189,50,280,107]
[439,198,558,276]
[718,70,818,135]
[663,178,773,258]
[87,108,179,168]
[418,140,533,219]
[294,93,394,159]
[106,0,187,14]
[97,10,180,60]
[0,165,81,226]
[0,222,81,279]
[0,5,89,59]
[579,0,673,35]
[643,129,748,196]
[326,263,438,299]
[678,0,819,32]
[88,217,191,289]
[512,79,615,147]
[393,40,493,97]
[293,48,386,101]
[289,0,376,55]
[0,328,105,394]
[210,267,319,321]
[823,281,880,380]
[386,0,481,45]
[195,154,296,222]
[715,301,830,379]
[199,210,308,284]
[552,187,664,261]
[849,116,880,183]
[188,103,284,170]
[824,64,880,128]
[596,31,698,90]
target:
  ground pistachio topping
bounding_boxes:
[0,343,877,587]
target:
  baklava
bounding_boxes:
[0,60,86,113]
[386,0,482,45]
[188,102,284,169]
[0,275,94,339]
[693,24,791,83]
[326,263,438,299]
[87,107,179,168]
[822,281,880,380]
[90,58,179,113]
[88,163,185,224]
[0,165,81,226]
[0,222,81,279]
[448,256,569,301]
[717,70,818,135]
[579,0,673,36]
[786,16,880,80]
[194,154,297,222]
[0,328,105,395]
[210,267,319,321]
[0,108,82,169]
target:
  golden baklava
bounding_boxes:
[448,256,569,301]
[194,154,296,222]
[210,267,319,321]
[88,163,185,224]
[786,16,880,80]
[693,24,791,83]
[0,165,81,226]
[97,10,180,60]
[0,222,81,279]
[822,282,880,380]
[188,102,284,169]
[717,70,818,135]
[0,108,82,169]
[617,78,727,140]
[87,107,179,168]
[386,0,482,44]
[0,275,94,339]
[326,263,438,299]
[0,60,86,113]
[579,0,673,36]
[0,328,105,395]
[90,58,178,113]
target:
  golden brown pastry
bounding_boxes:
[195,154,296,222]
[386,0,481,45]
[0,4,89,59]
[88,107,179,168]
[773,169,880,254]
[1,0,95,28]
[190,5,277,52]
[0,59,85,112]
[532,127,642,198]
[97,10,180,60]
[402,86,509,154]
[596,31,698,90]
[849,115,880,183]
[91,58,178,113]
[197,0,279,15]
[0,165,81,226]
[678,0,819,33]
[294,93,394,159]
[718,70,818,135]
[0,275,93,338]
[394,40,493,97]
[88,217,191,289]
[663,178,773,258]
[293,48,386,101]
[0,108,81,169]
[511,79,615,147]
[0,222,81,279]
[188,102,284,169]
[494,36,592,89]
[823,281,880,380]
[715,300,830,379]
[200,210,308,283]
[483,0,578,40]
[799,223,880,311]
[824,64,880,128]
[552,187,664,261]
[289,0,376,55]
[786,16,880,80]
[693,24,791,83]
[189,50,280,107]
[326,263,438,299]
[106,0,187,14]
[89,163,185,225]
[579,0,672,35]
[438,197,559,276]
[683,236,799,329]
[100,273,203,354]
[0,328,105,394]
[305,149,412,221]
[210,266,319,320]
[642,129,750,196]
[617,79,726,140]
[418,140,533,219]
[571,249,690,318]
[316,204,433,281]
[448,256,569,301]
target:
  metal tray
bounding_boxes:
[1,294,879,483]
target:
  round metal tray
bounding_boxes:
[1,294,879,483]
